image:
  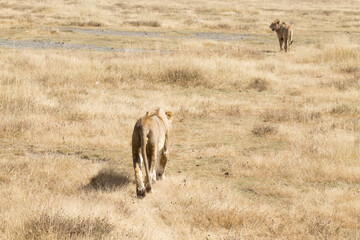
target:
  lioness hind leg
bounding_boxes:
[287,38,292,52]
[157,154,168,180]
[150,145,158,185]
[134,154,146,198]
[144,144,157,192]
[284,34,289,52]
[279,38,284,51]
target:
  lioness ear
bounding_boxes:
[274,19,280,24]
[165,111,173,119]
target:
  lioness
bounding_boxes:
[269,19,293,52]
[132,108,173,198]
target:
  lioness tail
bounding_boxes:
[289,30,294,45]
[140,127,151,192]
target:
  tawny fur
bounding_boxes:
[132,108,173,198]
[269,19,293,52]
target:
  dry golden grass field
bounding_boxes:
[1,0,360,239]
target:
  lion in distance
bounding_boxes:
[269,19,294,52]
[132,108,173,198]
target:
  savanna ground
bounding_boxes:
[1,0,360,239]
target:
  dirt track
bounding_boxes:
[0,39,156,52]
[0,28,268,52]
[61,27,266,42]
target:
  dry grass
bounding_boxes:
[1,0,360,43]
[20,212,114,240]
[1,0,360,239]
[1,41,359,240]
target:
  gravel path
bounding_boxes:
[0,28,268,52]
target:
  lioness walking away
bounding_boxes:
[132,108,173,198]
[269,19,293,52]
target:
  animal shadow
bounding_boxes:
[84,168,131,191]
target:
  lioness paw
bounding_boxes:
[137,187,146,198]
[157,172,165,180]
[145,184,152,193]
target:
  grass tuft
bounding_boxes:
[127,20,161,27]
[161,66,204,87]
[67,21,103,27]
[247,78,269,92]
[330,104,359,116]
[252,124,277,137]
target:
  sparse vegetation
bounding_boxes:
[1,0,360,239]
[262,109,321,123]
[127,20,161,27]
